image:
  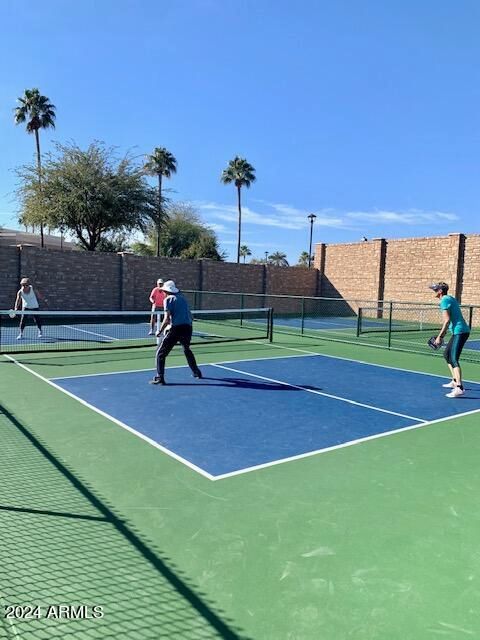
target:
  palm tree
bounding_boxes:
[239,244,252,263]
[14,88,56,248]
[221,156,256,263]
[144,147,177,257]
[298,251,312,267]
[268,251,289,267]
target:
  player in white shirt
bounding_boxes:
[14,277,44,339]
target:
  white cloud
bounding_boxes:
[196,200,460,234]
[197,201,349,230]
[346,209,460,225]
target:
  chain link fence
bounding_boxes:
[184,290,480,364]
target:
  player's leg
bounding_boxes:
[17,313,26,339]
[150,330,176,384]
[442,338,456,387]
[33,314,43,337]
[177,325,202,378]
[446,333,469,397]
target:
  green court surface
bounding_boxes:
[2,332,480,639]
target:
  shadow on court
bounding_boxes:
[154,376,324,393]
[0,404,250,640]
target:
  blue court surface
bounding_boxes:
[52,354,480,479]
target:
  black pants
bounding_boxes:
[19,310,42,332]
[155,324,199,378]
[444,332,469,368]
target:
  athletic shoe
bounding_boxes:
[193,369,203,379]
[148,330,154,336]
[38,331,43,338]
[16,333,23,340]
[446,387,465,398]
[442,381,456,388]
[149,377,166,385]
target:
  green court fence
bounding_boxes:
[184,290,480,364]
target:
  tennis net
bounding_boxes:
[0,307,273,353]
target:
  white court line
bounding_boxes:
[4,354,215,481]
[6,352,480,482]
[211,363,427,423]
[62,325,120,341]
[50,352,311,381]
[251,339,480,385]
[213,407,480,480]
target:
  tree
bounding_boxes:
[297,251,313,267]
[221,156,256,263]
[132,202,225,260]
[14,88,56,248]
[268,251,289,267]
[16,141,156,251]
[239,245,252,263]
[144,147,177,257]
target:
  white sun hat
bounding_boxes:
[161,280,179,294]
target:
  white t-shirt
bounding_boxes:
[18,286,39,309]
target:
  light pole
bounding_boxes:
[264,251,269,264]
[307,213,317,268]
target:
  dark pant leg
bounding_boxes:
[176,325,200,374]
[155,330,177,378]
[19,314,27,332]
[33,315,42,331]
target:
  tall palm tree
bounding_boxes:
[239,244,252,263]
[268,251,289,267]
[14,88,56,248]
[298,251,312,267]
[144,147,177,257]
[221,156,256,263]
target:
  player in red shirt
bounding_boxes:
[149,278,167,335]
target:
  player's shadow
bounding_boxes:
[166,376,324,392]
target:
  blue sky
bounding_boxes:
[1,0,479,262]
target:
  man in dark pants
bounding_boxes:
[150,280,202,385]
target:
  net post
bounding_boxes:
[240,294,244,326]
[387,301,393,348]
[268,307,274,342]
[301,298,305,335]
[356,307,362,337]
[469,306,473,330]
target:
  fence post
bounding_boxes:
[356,307,362,337]
[387,301,393,348]
[301,297,305,335]
[469,306,473,330]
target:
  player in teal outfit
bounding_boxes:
[430,282,470,398]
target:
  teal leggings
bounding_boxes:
[444,333,469,368]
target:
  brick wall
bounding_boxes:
[383,234,463,303]
[314,233,478,307]
[317,239,385,303]
[0,246,20,309]
[461,234,480,306]
[19,246,121,310]
[2,232,478,313]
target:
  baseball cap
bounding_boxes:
[429,282,449,294]
[20,277,30,285]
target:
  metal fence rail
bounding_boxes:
[183,290,480,364]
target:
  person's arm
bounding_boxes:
[149,288,155,304]
[14,292,21,311]
[436,309,450,345]
[156,310,171,336]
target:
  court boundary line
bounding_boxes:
[4,354,215,481]
[49,352,312,381]
[62,324,121,341]
[251,340,480,385]
[212,406,480,480]
[6,350,480,481]
[212,363,427,422]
